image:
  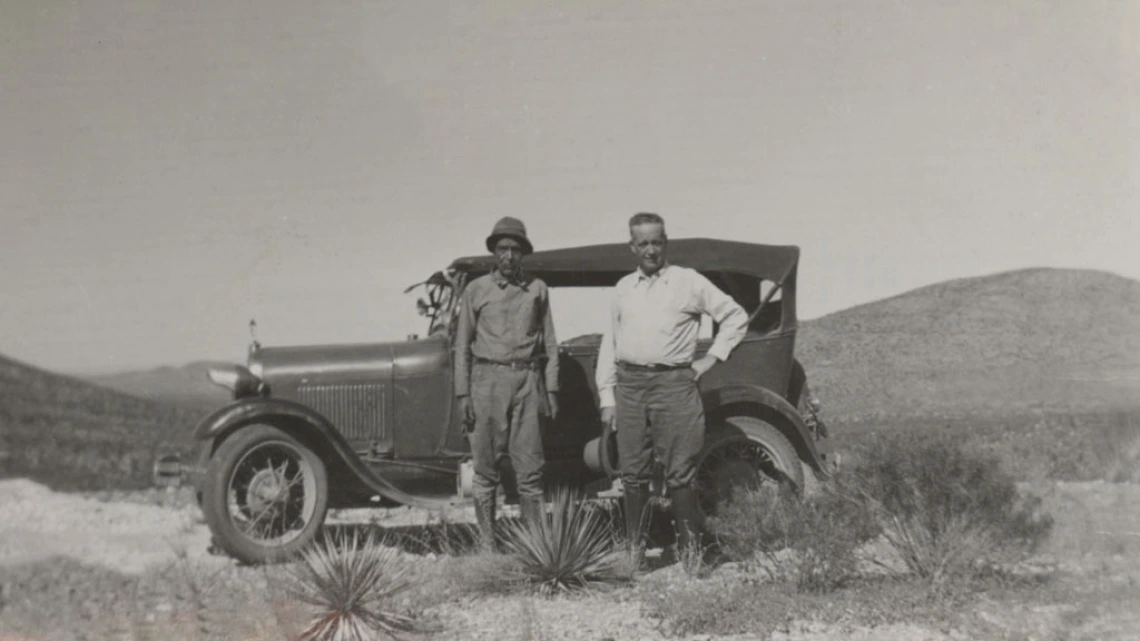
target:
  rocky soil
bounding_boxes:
[0,479,1138,640]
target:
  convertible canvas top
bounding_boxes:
[446,238,800,288]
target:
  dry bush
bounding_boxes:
[709,475,879,593]
[676,534,713,579]
[852,430,1054,584]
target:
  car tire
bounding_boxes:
[695,415,803,517]
[201,424,329,565]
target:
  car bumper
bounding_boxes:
[151,444,210,496]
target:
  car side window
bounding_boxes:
[749,280,784,334]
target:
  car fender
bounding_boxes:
[193,397,459,511]
[701,383,829,476]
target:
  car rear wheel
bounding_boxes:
[695,415,803,518]
[201,424,329,564]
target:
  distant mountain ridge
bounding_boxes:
[796,267,1140,419]
[87,360,231,411]
[0,353,204,490]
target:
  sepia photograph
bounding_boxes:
[2,1,1138,639]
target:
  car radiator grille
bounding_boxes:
[296,383,387,443]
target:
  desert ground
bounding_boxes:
[1,470,1139,640]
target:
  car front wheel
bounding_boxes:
[201,424,329,564]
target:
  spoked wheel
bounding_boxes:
[201,425,329,564]
[695,416,803,518]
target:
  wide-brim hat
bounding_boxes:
[485,216,534,255]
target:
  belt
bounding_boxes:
[473,356,541,371]
[617,360,692,372]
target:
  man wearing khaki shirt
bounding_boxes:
[596,212,748,560]
[454,217,560,550]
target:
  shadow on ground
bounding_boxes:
[309,497,684,563]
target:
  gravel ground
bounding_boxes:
[2,478,1139,640]
[0,479,225,575]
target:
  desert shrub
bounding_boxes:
[283,529,417,640]
[498,487,633,594]
[852,429,1053,584]
[709,475,880,593]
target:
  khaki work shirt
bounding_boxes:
[596,263,748,408]
[453,270,560,397]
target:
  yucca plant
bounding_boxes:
[499,487,632,594]
[283,529,416,641]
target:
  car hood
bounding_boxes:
[249,342,396,387]
[247,335,449,388]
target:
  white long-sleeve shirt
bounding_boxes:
[595,264,749,408]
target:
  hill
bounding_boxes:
[797,267,1140,420]
[86,361,231,411]
[92,268,1140,421]
[0,353,205,491]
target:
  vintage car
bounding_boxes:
[181,238,833,564]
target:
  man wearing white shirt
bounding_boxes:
[596,212,749,560]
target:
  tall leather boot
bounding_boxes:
[519,493,545,531]
[473,492,497,553]
[623,482,650,550]
[668,485,705,554]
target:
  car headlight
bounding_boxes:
[207,364,262,397]
[248,354,264,379]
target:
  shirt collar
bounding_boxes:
[636,262,671,284]
[492,269,529,290]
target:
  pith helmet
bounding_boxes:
[485,216,534,255]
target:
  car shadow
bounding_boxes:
[310,497,683,561]
[317,518,495,556]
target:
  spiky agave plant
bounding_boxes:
[284,529,416,641]
[499,486,630,595]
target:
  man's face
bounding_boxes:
[494,237,524,276]
[629,223,667,275]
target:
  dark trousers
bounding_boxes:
[469,362,545,498]
[614,366,705,490]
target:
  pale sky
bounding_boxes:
[2,0,1138,374]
